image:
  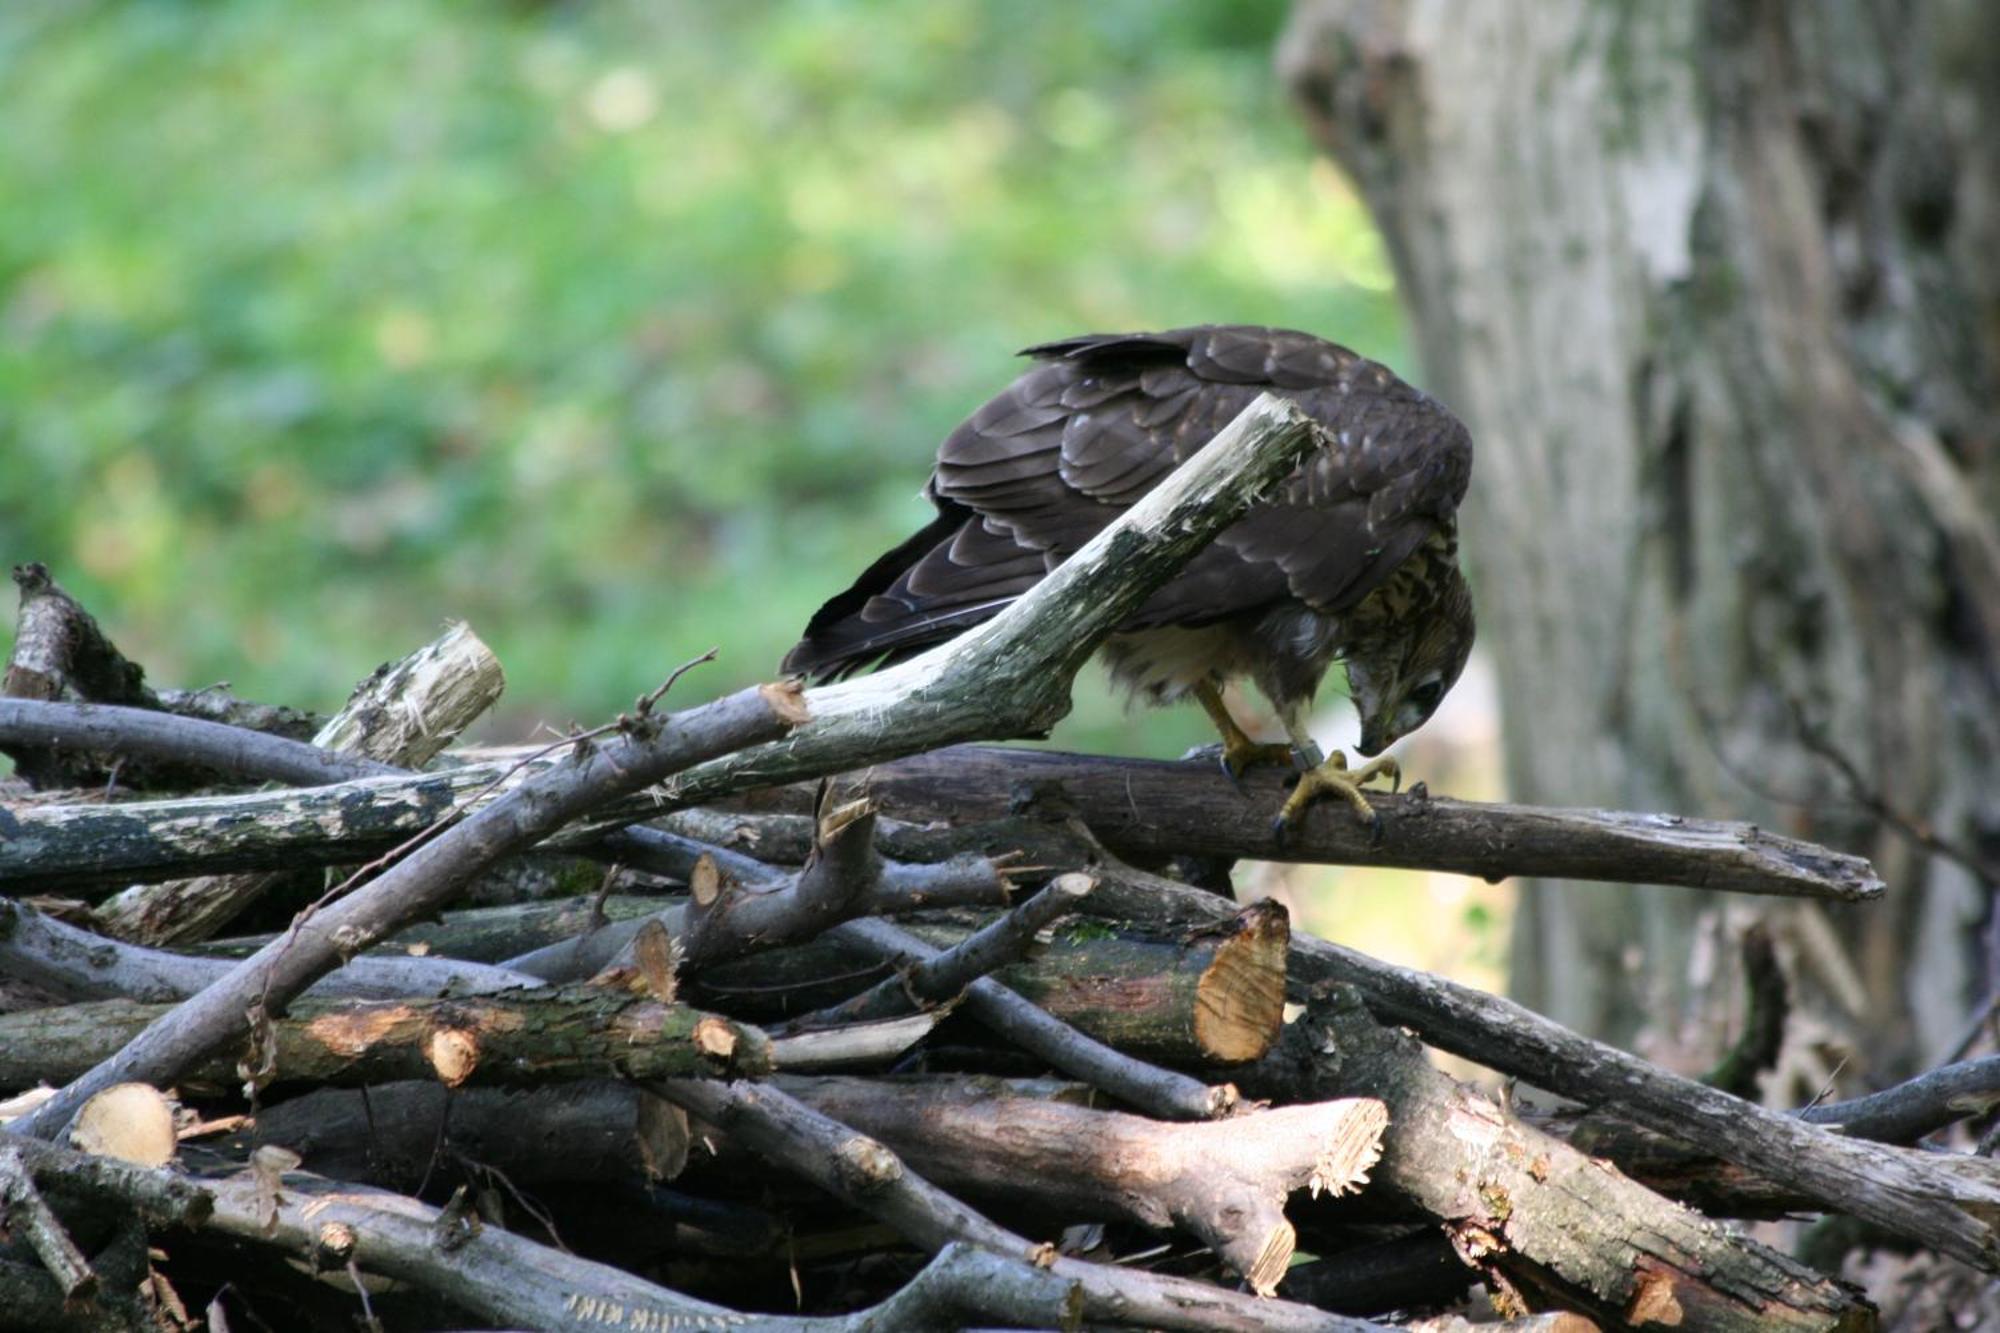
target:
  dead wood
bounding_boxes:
[0,698,774,897]
[776,1073,1385,1294]
[2,564,155,789]
[0,989,770,1092]
[0,897,537,1004]
[779,872,1094,1031]
[654,1076,1387,1331]
[826,912,1236,1119]
[1542,1053,2000,1218]
[1290,932,2000,1272]
[12,680,801,1141]
[0,1143,98,1301]
[4,734,1886,906]
[1245,989,1874,1332]
[93,622,507,947]
[835,745,1887,901]
[499,846,1011,984]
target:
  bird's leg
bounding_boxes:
[1275,712,1400,841]
[1193,681,1294,787]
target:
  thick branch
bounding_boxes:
[1292,935,2000,1271]
[0,698,770,895]
[93,622,506,945]
[14,684,799,1141]
[0,989,770,1092]
[1245,990,1872,1331]
[0,1144,97,1301]
[0,897,536,1003]
[655,1076,1385,1332]
[783,1074,1386,1294]
[842,746,1886,901]
[781,874,1094,1031]
[831,913,1235,1120]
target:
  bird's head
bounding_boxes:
[1343,568,1475,757]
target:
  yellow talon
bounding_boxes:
[1277,751,1402,833]
[1194,681,1295,782]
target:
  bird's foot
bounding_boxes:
[1273,752,1402,844]
[1217,734,1298,790]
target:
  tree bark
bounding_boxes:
[1281,0,2000,1061]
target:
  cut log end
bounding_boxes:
[1192,901,1290,1063]
[69,1082,177,1167]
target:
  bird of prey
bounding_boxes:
[781,324,1475,830]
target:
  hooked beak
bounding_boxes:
[1356,726,1388,758]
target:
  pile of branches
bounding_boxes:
[2,398,1995,1332]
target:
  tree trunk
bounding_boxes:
[1282,0,2000,1066]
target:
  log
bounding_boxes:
[1290,931,2000,1272]
[0,989,771,1093]
[225,1081,670,1190]
[2,564,155,789]
[685,905,1289,1068]
[656,1076,1386,1332]
[13,681,801,1141]
[93,622,507,946]
[1245,989,1874,1332]
[843,746,1886,901]
[781,1074,1386,1294]
[1,740,1885,905]
[0,897,537,1004]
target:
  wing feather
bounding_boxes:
[782,325,1471,681]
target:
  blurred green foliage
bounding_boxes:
[0,0,1402,753]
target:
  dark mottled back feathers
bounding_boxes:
[781,325,1471,681]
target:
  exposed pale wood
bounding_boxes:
[66,1083,174,1167]
[1247,989,1876,1332]
[784,1074,1386,1294]
[0,990,770,1092]
[93,622,507,946]
[655,1076,1386,1332]
[13,684,798,1142]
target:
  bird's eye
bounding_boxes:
[1410,680,1444,710]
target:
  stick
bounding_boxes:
[0,989,771,1092]
[0,1143,97,1300]
[1246,989,1873,1331]
[1291,935,2000,1271]
[0,897,537,1003]
[499,847,1009,983]
[0,697,399,788]
[841,746,1886,901]
[13,682,800,1141]
[654,1077,1386,1332]
[94,622,507,945]
[779,874,1093,1031]
[828,915,1234,1120]
[0,697,774,894]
